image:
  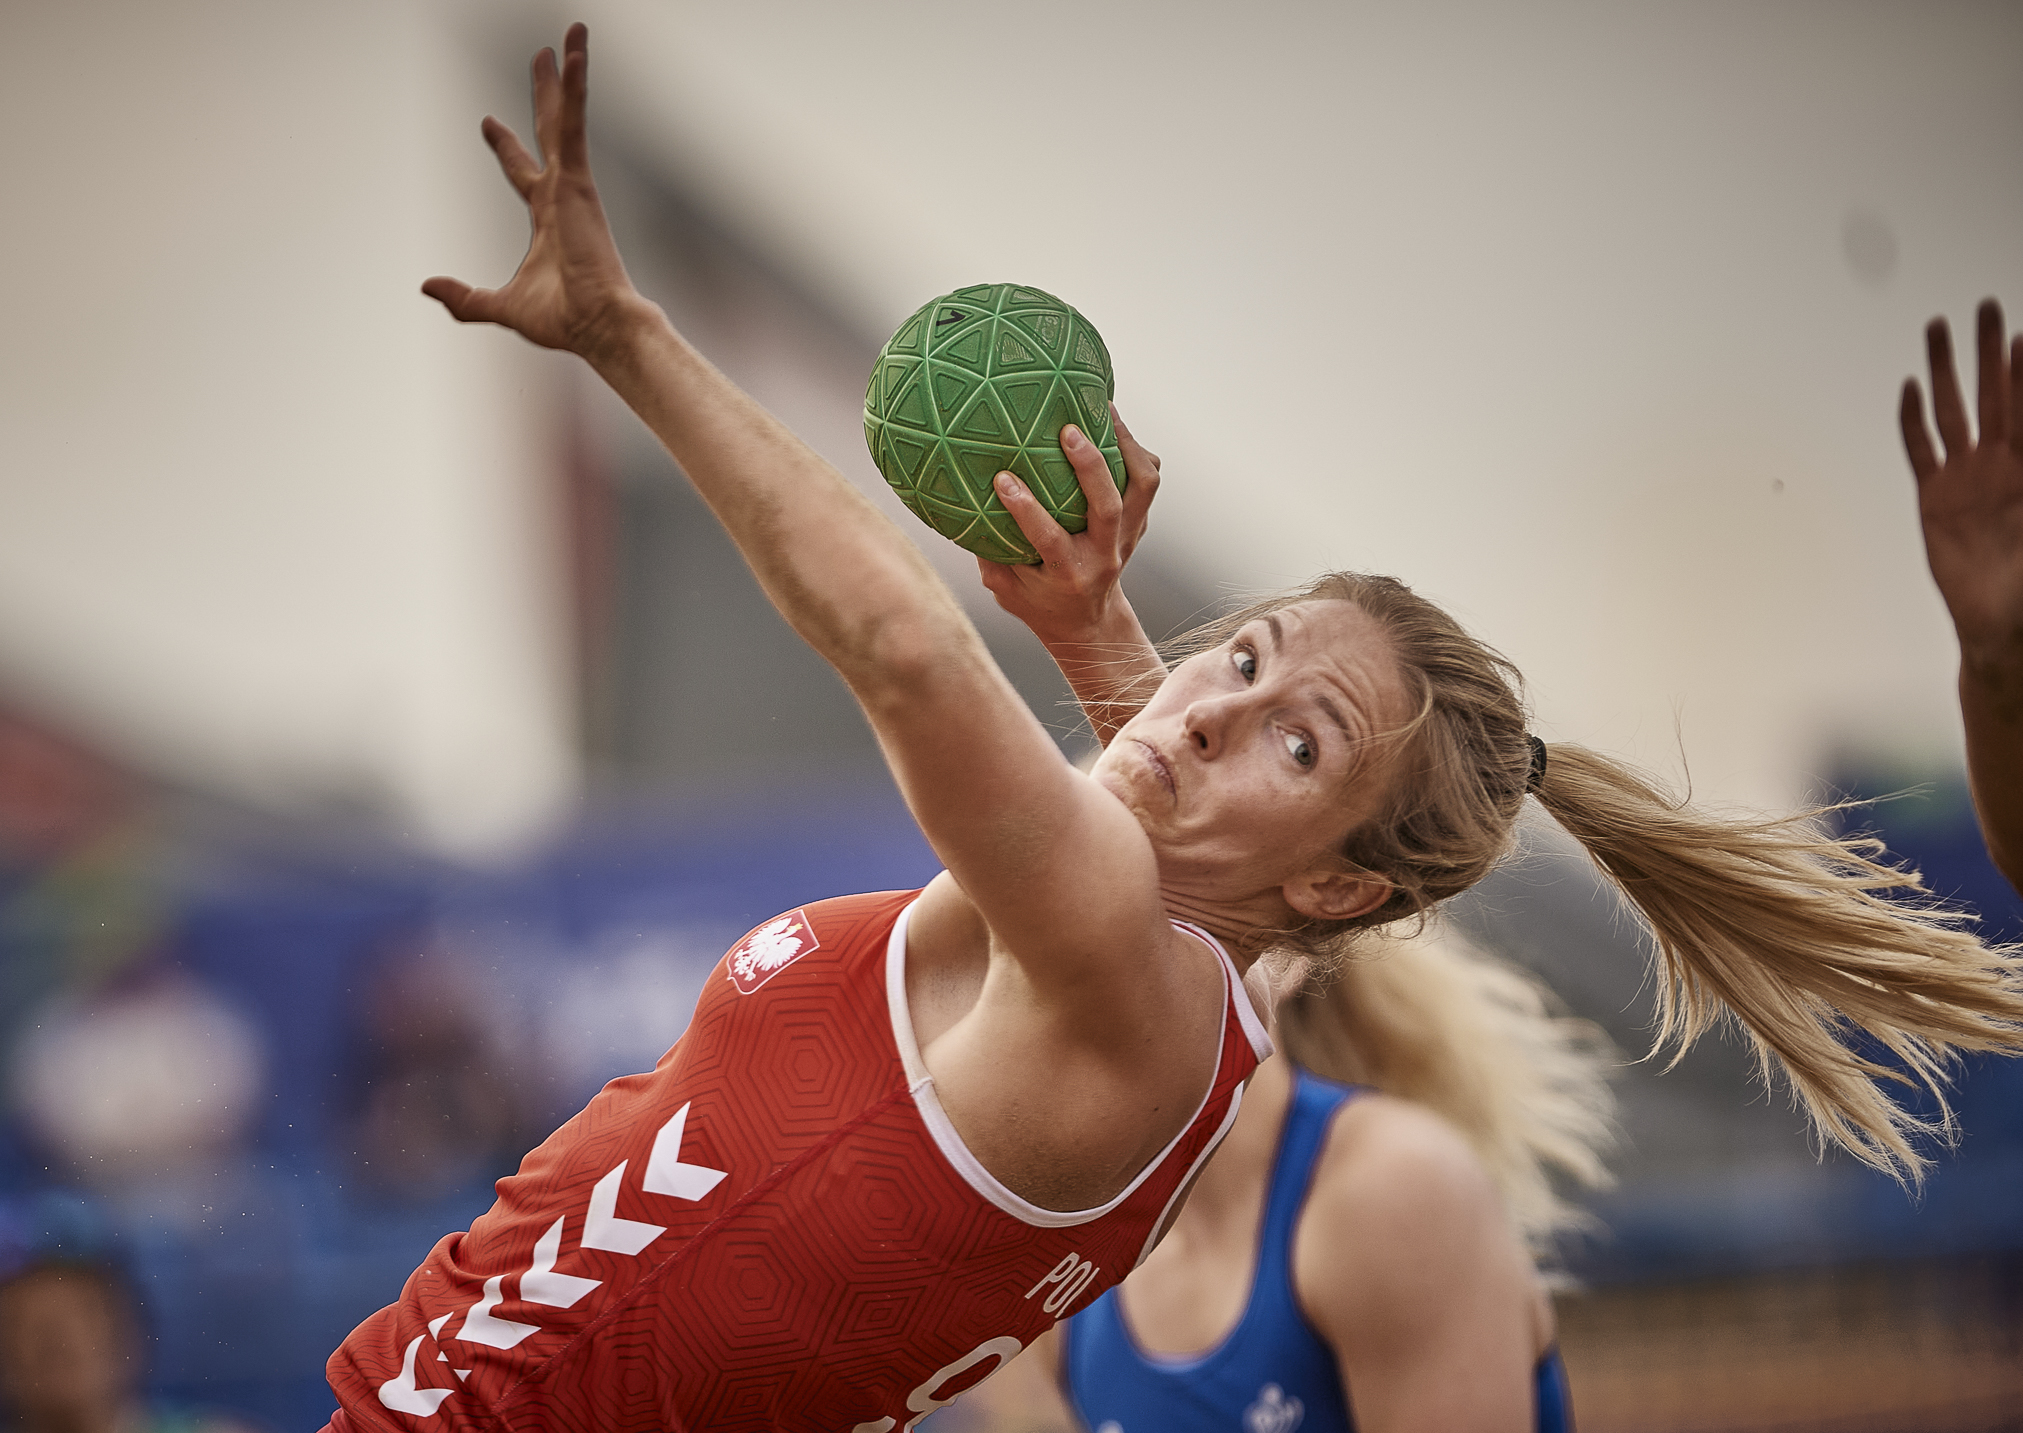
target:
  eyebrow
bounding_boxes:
[1315,694,1354,738]
[1264,614,1283,649]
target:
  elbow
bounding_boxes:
[844,607,976,712]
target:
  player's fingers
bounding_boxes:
[421,278,506,327]
[1060,424,1122,537]
[421,277,476,320]
[1928,317,1973,459]
[557,23,591,172]
[482,116,541,198]
[1977,299,2010,446]
[1900,379,1940,484]
[531,44,561,165]
[995,471,1075,567]
[1112,405,1160,545]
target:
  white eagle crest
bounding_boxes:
[1243,1385,1304,1433]
[731,917,804,982]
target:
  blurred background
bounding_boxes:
[3,1,2022,1430]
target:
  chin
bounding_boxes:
[1091,762,1163,831]
[1088,748,1126,789]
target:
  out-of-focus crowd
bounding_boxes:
[0,700,943,1433]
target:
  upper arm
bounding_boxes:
[581,292,1172,1005]
[1294,1097,1541,1433]
[856,611,1171,996]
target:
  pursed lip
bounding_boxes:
[1131,738,1177,802]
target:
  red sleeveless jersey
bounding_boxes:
[325,889,1270,1433]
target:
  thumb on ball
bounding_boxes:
[995,471,1071,564]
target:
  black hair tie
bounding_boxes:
[1525,734,1549,795]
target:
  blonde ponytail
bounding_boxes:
[1532,744,2023,1179]
[1275,922,1616,1257]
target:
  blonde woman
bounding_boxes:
[329,26,2023,1433]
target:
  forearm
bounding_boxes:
[1040,593,1166,747]
[585,300,971,683]
[1958,645,2023,892]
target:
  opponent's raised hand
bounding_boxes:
[1901,299,2023,663]
[977,406,1162,644]
[421,24,642,356]
[1903,298,2023,892]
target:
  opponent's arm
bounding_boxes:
[426,26,1168,985]
[1901,299,2023,893]
[1296,1099,1539,1433]
[979,412,1169,747]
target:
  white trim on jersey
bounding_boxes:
[883,899,1272,1231]
[1171,918,1276,1064]
[1131,1083,1245,1271]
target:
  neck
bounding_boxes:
[1157,890,1296,976]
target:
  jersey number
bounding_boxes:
[850,1334,1025,1432]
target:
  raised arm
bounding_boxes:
[425,26,1168,981]
[1901,299,2023,893]
[978,413,1169,746]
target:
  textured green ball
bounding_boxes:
[863,283,1124,565]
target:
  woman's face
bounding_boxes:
[1091,599,1411,911]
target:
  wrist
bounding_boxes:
[1038,623,1118,656]
[577,292,674,372]
[1033,592,1133,653]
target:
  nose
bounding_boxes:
[1182,693,1236,759]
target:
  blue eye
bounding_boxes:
[1233,649,1257,682]
[1284,731,1314,767]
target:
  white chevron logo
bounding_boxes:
[521,1216,601,1308]
[429,1312,471,1384]
[457,1275,539,1349]
[642,1102,729,1202]
[379,1100,730,1412]
[581,1161,665,1255]
[376,1316,460,1418]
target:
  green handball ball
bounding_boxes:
[864,283,1124,566]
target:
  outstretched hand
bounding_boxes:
[1901,299,2023,664]
[977,407,1163,643]
[421,24,643,357]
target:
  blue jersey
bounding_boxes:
[1061,1072,1575,1433]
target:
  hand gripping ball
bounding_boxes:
[864,283,1124,565]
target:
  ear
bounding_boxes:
[1283,865,1391,923]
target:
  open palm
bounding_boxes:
[1902,300,2023,660]
[421,23,640,356]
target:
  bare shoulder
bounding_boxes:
[1313,1093,1503,1230]
[1294,1093,1538,1354]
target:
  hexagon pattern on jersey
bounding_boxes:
[864,283,1124,565]
[323,890,1266,1433]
